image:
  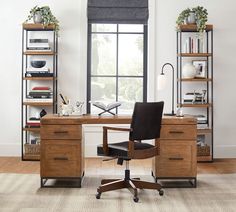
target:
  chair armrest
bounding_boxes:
[102,126,131,155]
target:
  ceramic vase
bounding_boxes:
[182,63,196,78]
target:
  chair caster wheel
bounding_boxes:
[96,192,101,199]
[159,189,164,196]
[133,196,139,202]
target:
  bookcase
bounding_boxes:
[21,23,58,161]
[177,24,213,162]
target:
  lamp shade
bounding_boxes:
[157,74,167,90]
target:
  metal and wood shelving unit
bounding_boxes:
[177,24,213,162]
[21,23,58,161]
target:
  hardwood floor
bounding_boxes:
[0,157,236,174]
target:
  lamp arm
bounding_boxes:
[161,63,175,115]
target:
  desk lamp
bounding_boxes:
[158,63,176,116]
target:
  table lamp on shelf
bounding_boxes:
[158,63,176,116]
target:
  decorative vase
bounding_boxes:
[186,12,196,24]
[182,63,196,78]
[33,11,43,24]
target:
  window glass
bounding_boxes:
[118,34,143,76]
[92,34,116,75]
[92,24,117,32]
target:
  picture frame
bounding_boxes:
[192,60,207,78]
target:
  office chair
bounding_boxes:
[96,102,164,202]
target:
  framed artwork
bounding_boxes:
[192,60,207,78]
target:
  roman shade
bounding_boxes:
[87,0,149,24]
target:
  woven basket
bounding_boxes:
[197,145,210,156]
[24,144,40,155]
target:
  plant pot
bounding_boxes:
[186,12,196,24]
[182,63,196,78]
[33,11,43,24]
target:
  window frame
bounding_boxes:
[87,24,148,114]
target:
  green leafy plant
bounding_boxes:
[176,6,208,33]
[25,6,59,35]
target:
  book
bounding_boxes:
[90,101,121,111]
[32,86,51,90]
[25,72,54,77]
[27,67,50,72]
[24,98,53,103]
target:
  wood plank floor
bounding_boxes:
[0,157,236,174]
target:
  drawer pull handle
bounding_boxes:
[169,131,184,134]
[53,157,68,160]
[169,157,184,160]
[53,131,68,134]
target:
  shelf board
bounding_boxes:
[24,51,55,55]
[197,128,212,134]
[23,154,40,161]
[178,78,212,82]
[179,24,213,32]
[23,127,40,132]
[23,23,55,30]
[178,53,212,57]
[178,103,212,108]
[197,155,212,162]
[23,102,53,106]
[23,77,55,81]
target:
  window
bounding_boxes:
[87,24,147,114]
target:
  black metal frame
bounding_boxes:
[21,26,58,161]
[176,27,214,162]
[87,24,148,114]
[41,172,84,188]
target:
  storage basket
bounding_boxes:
[197,145,210,156]
[24,144,40,155]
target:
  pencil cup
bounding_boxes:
[60,104,73,116]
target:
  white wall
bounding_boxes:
[0,0,235,158]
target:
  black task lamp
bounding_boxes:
[158,63,176,116]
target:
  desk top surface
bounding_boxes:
[41,114,196,125]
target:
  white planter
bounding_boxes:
[182,63,196,78]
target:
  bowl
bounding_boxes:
[31,60,46,68]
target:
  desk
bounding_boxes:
[40,114,197,187]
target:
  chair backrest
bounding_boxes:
[129,102,164,141]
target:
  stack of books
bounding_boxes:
[27,39,51,51]
[183,37,205,53]
[26,86,53,103]
[25,67,53,77]
[26,117,40,128]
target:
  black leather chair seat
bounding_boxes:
[97,141,154,159]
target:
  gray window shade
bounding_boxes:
[87,0,149,24]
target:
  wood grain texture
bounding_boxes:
[41,114,197,125]
[41,124,82,140]
[179,24,213,32]
[160,125,197,140]
[23,23,55,30]
[24,51,55,55]
[154,140,197,177]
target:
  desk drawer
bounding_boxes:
[156,140,196,177]
[41,140,82,177]
[160,125,196,140]
[43,140,80,161]
[41,125,81,140]
[41,160,80,177]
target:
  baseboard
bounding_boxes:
[0,143,21,156]
[214,145,236,158]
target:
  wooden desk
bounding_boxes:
[40,114,197,187]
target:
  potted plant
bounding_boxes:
[176,6,208,33]
[25,6,59,35]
